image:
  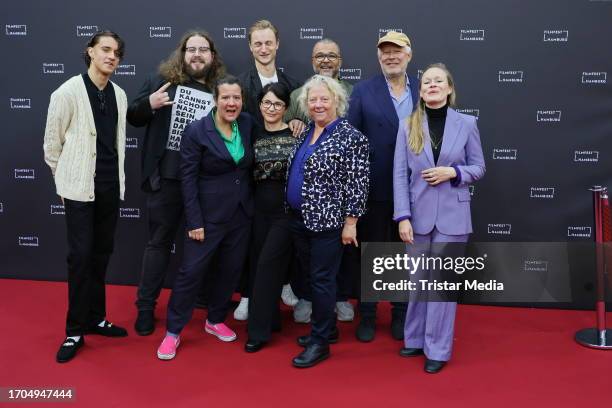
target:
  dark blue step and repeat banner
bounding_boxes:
[1,1,611,305]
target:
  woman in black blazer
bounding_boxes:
[287,75,369,368]
[156,76,255,360]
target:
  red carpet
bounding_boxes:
[0,278,610,407]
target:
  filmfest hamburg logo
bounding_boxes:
[568,226,591,238]
[543,30,569,42]
[536,110,562,122]
[50,204,65,215]
[19,236,39,247]
[456,108,480,118]
[469,185,475,196]
[498,70,524,83]
[524,260,548,272]
[574,150,599,162]
[15,169,35,179]
[488,224,512,235]
[150,26,172,38]
[43,63,65,74]
[0,202,4,213]
[379,28,403,38]
[76,25,99,37]
[460,29,485,41]
[120,208,140,218]
[224,28,246,39]
[339,68,362,81]
[10,98,31,109]
[5,24,27,36]
[115,64,136,76]
[492,148,517,160]
[300,28,324,40]
[126,138,138,149]
[530,187,555,199]
[582,72,607,84]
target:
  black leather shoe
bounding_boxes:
[292,344,330,368]
[356,317,376,342]
[399,347,424,358]
[86,321,128,337]
[134,310,154,336]
[245,339,266,353]
[56,337,84,363]
[424,359,446,374]
[297,326,339,347]
[391,314,405,340]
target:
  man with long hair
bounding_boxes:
[44,30,128,363]
[128,30,225,336]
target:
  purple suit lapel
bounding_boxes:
[438,108,463,165]
[421,119,435,166]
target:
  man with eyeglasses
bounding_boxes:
[127,30,225,336]
[283,38,357,325]
[347,31,419,343]
[44,30,128,363]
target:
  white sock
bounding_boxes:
[97,320,107,327]
[67,336,81,342]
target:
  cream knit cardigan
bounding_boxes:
[43,75,127,202]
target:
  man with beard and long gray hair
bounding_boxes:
[128,29,225,336]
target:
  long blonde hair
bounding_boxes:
[407,63,457,154]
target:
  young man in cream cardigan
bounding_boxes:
[43,31,128,363]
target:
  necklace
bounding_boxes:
[429,130,442,149]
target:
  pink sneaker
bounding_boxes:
[157,335,180,360]
[204,320,237,342]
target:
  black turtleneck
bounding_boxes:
[425,104,448,164]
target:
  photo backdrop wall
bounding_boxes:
[1,1,611,299]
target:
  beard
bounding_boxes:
[185,58,212,80]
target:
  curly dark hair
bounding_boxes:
[159,30,225,86]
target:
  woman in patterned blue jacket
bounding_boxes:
[286,74,369,368]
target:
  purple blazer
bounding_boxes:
[393,108,485,235]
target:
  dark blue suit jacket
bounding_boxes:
[347,73,419,201]
[180,112,255,230]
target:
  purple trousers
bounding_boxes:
[404,227,469,361]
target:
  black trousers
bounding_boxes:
[342,200,407,318]
[64,181,119,336]
[135,179,183,311]
[291,214,343,345]
[246,206,293,342]
[166,207,251,334]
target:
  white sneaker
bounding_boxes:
[281,284,299,307]
[335,301,355,322]
[233,297,249,321]
[293,299,312,323]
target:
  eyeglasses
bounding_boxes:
[312,53,340,62]
[185,46,211,54]
[260,100,285,111]
[97,90,106,114]
[380,49,406,58]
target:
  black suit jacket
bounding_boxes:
[237,65,300,128]
[126,73,212,191]
[180,112,255,230]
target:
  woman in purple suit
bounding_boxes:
[393,63,485,373]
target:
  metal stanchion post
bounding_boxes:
[576,186,612,349]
